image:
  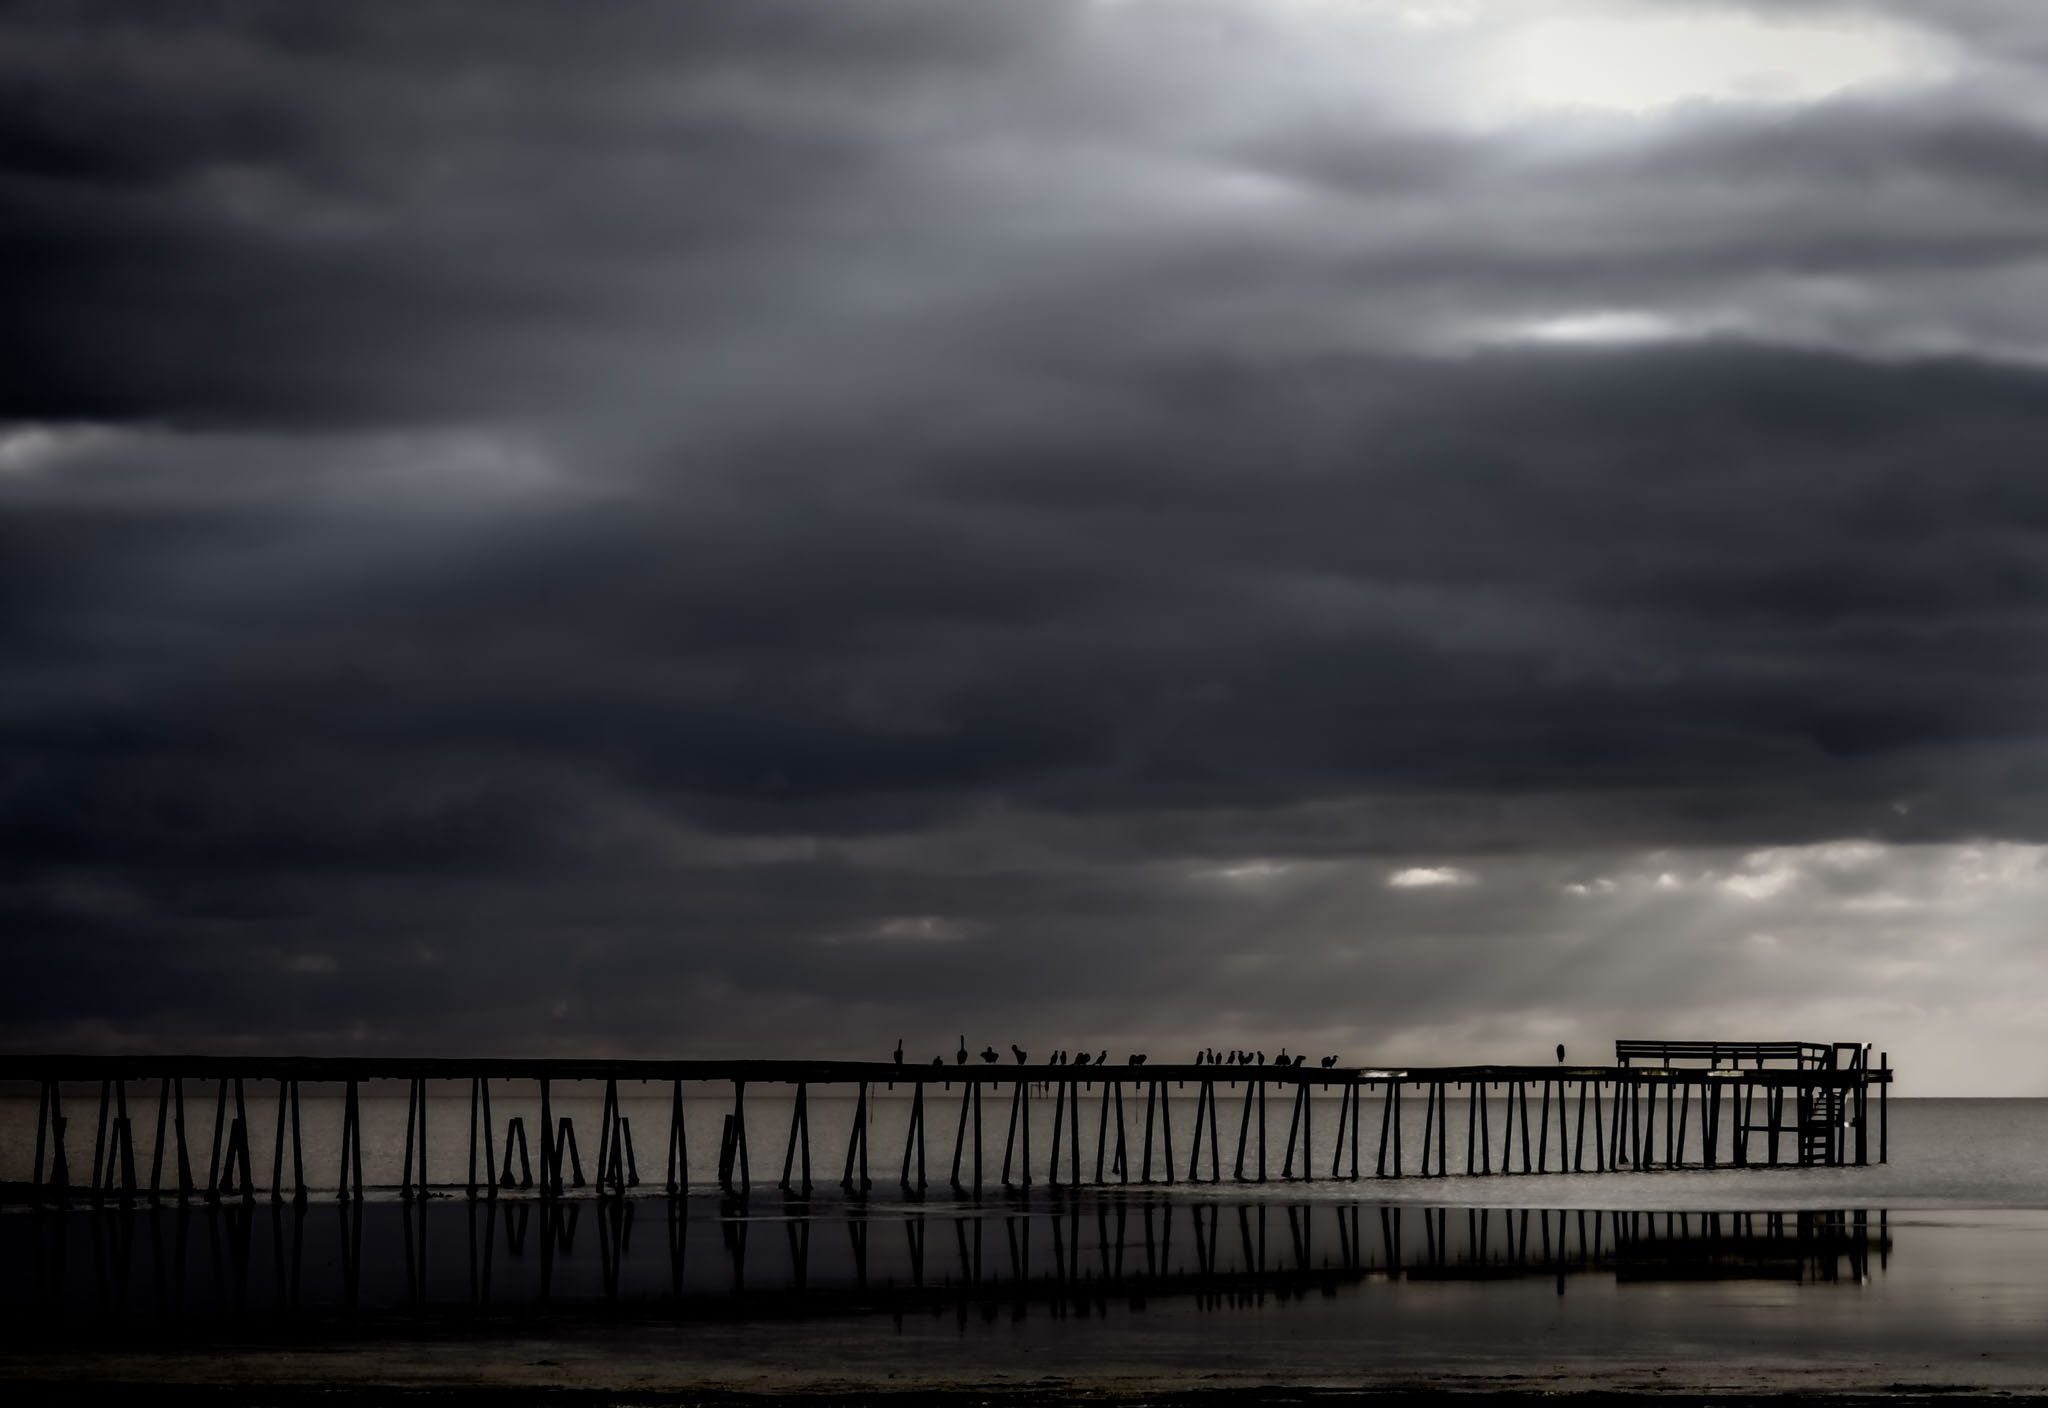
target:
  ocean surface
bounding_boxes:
[4,1091,2048,1392]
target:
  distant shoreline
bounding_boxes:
[4,1380,2045,1406]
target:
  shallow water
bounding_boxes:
[4,1194,2047,1393]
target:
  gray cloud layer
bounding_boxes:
[7,1,2048,1086]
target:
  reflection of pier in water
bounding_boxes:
[5,1198,1889,1332]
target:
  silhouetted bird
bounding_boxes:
[1556,1043,1566,1064]
[1096,1050,1107,1066]
[1195,1050,1207,1066]
[957,1036,968,1066]
[1128,1054,1146,1066]
[1320,1055,1338,1068]
[1256,1051,1266,1065]
[1073,1052,1092,1067]
[1225,1051,1238,1066]
[1052,1050,1065,1065]
[893,1039,904,1066]
[1276,1047,1289,1065]
[1013,1045,1028,1065]
[1295,1054,1308,1067]
[981,1046,999,1064]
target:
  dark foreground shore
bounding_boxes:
[5,1385,2048,1408]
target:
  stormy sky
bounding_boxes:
[7,1,2048,1091]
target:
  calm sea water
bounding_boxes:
[5,1093,2048,1391]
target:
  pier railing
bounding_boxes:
[0,1049,1892,1206]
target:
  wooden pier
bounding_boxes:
[0,1039,1891,1206]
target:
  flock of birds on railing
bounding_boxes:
[894,1039,1344,1070]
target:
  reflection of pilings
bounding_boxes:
[2,1199,1899,1328]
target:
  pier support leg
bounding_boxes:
[407,1080,428,1195]
[782,1082,812,1195]
[1068,1078,1083,1186]
[1421,1083,1437,1176]
[666,1081,688,1195]
[1245,1080,1261,1178]
[1327,1088,1343,1178]
[1376,1084,1395,1178]
[1519,1081,1533,1172]
[1094,1082,1111,1184]
[1002,1081,1024,1187]
[838,1081,868,1195]
[1234,1081,1254,1181]
[539,1080,557,1198]
[339,1078,365,1201]
[732,1082,751,1194]
[1282,1082,1305,1179]
[1048,1080,1067,1186]
[149,1078,170,1202]
[900,1082,927,1193]
[1144,1080,1160,1182]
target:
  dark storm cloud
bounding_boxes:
[7,1,2048,1072]
[0,0,1073,425]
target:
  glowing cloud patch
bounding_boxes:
[1387,865,1476,889]
[1493,9,1946,115]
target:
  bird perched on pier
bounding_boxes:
[932,1056,944,1067]
[957,1036,968,1066]
[1195,1050,1206,1066]
[1320,1055,1338,1068]
[1276,1047,1289,1065]
[1557,1043,1566,1064]
[1128,1053,1146,1066]
[1295,1054,1309,1067]
[893,1039,903,1066]
[1225,1051,1238,1066]
[1073,1051,1092,1067]
[981,1046,999,1064]
[1096,1050,1107,1066]
[1256,1051,1266,1065]
[1013,1045,1028,1065]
